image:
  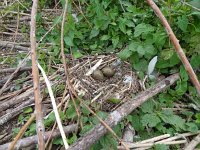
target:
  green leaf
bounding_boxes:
[23,107,33,114]
[80,124,94,136]
[89,28,99,39]
[180,66,189,81]
[112,36,119,48]
[64,36,74,46]
[100,35,110,41]
[68,133,77,144]
[159,110,185,131]
[73,50,83,59]
[118,17,127,33]
[106,98,121,104]
[141,100,155,113]
[186,122,198,133]
[177,15,188,32]
[141,113,161,127]
[66,105,77,119]
[191,54,200,69]
[157,53,180,68]
[175,81,187,96]
[53,137,63,145]
[127,115,144,131]
[136,45,145,55]
[154,144,169,150]
[118,48,132,60]
[99,133,117,149]
[81,105,91,116]
[160,49,174,60]
[134,23,155,37]
[44,113,56,127]
[125,20,135,27]
[128,41,140,51]
[133,59,148,72]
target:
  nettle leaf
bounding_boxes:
[159,110,185,131]
[133,59,148,72]
[141,100,155,113]
[128,41,140,51]
[157,53,180,68]
[186,122,198,133]
[141,113,161,127]
[53,137,63,145]
[118,17,127,33]
[64,36,74,46]
[175,81,188,96]
[100,35,110,41]
[23,107,33,114]
[177,15,188,32]
[191,54,200,69]
[80,124,94,136]
[73,50,83,59]
[99,133,117,149]
[134,23,155,37]
[136,45,145,55]
[154,144,169,150]
[153,31,167,49]
[125,20,135,27]
[160,49,174,60]
[89,28,99,39]
[180,66,189,81]
[112,36,119,48]
[127,115,144,131]
[118,48,132,60]
[66,105,77,119]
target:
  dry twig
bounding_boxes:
[8,114,35,150]
[30,0,45,148]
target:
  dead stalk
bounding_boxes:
[30,0,45,149]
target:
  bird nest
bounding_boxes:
[68,54,140,111]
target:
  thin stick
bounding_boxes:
[60,0,81,127]
[8,114,35,150]
[37,62,69,149]
[146,0,200,96]
[30,0,45,149]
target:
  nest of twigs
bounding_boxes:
[68,54,140,111]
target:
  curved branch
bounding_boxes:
[146,0,200,96]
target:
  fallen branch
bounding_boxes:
[0,98,34,126]
[0,67,31,73]
[118,131,200,149]
[184,133,200,150]
[0,124,77,150]
[68,73,179,150]
[0,53,30,96]
[30,0,45,148]
[0,41,29,51]
[146,0,200,96]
